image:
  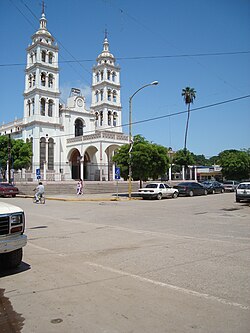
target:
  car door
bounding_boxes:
[164,184,172,197]
[159,183,167,197]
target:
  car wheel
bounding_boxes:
[221,189,224,193]
[157,193,162,200]
[204,190,208,195]
[172,192,178,199]
[1,248,23,269]
[189,190,194,197]
[212,189,215,194]
[236,197,241,203]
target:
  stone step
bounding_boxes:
[16,181,140,195]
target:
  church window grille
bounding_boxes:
[100,71,104,80]
[95,112,99,127]
[27,100,31,116]
[75,119,84,137]
[112,72,116,82]
[48,138,54,170]
[100,90,103,101]
[48,99,53,117]
[96,72,100,82]
[40,98,46,116]
[32,99,35,114]
[107,70,111,80]
[40,137,46,169]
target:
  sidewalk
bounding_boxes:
[18,192,141,202]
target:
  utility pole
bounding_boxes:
[8,134,11,183]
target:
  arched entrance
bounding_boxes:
[69,149,91,180]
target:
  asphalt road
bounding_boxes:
[0,193,249,333]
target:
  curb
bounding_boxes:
[17,195,142,202]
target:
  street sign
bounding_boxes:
[36,168,40,176]
[115,167,120,180]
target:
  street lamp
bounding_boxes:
[128,81,159,199]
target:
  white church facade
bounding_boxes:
[0,10,128,182]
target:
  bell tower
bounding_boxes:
[91,34,122,132]
[23,6,60,125]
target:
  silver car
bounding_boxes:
[138,183,179,200]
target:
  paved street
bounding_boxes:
[0,193,250,333]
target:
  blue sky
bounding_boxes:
[1,0,250,157]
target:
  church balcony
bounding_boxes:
[67,131,128,144]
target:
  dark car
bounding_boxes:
[0,183,19,197]
[174,182,207,197]
[201,181,225,194]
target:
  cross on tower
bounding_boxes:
[41,0,46,14]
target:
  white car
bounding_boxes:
[235,182,250,202]
[138,183,179,200]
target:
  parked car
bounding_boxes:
[174,182,207,197]
[0,183,19,197]
[223,180,240,192]
[201,181,225,194]
[235,182,250,202]
[138,183,179,200]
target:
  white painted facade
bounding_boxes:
[0,10,128,181]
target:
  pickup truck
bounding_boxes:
[0,201,27,269]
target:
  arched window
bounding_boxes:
[113,90,117,102]
[40,98,46,116]
[41,50,46,62]
[100,111,103,126]
[108,111,112,126]
[95,112,99,127]
[96,72,100,82]
[95,90,99,103]
[48,74,53,88]
[28,75,32,88]
[113,112,117,126]
[48,52,53,64]
[100,71,104,81]
[75,119,84,137]
[40,137,46,169]
[107,70,111,80]
[107,90,111,101]
[32,98,35,115]
[48,138,54,170]
[100,90,103,101]
[41,72,46,87]
[112,72,116,82]
[33,73,36,86]
[27,100,31,116]
[48,99,53,117]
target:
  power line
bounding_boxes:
[1,50,249,68]
[22,94,250,141]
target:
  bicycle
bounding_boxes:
[33,193,45,204]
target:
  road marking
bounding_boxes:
[85,261,250,311]
[28,242,64,256]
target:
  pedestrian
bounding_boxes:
[76,179,83,195]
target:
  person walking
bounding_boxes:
[76,179,83,195]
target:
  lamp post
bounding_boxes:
[128,81,159,199]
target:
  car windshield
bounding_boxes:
[238,184,250,189]
[223,181,233,184]
[145,184,158,188]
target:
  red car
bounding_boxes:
[0,183,19,197]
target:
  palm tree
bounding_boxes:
[182,87,196,152]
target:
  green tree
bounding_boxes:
[191,154,208,166]
[173,149,195,168]
[218,149,250,180]
[182,87,196,151]
[0,136,32,179]
[113,135,169,186]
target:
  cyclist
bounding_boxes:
[34,182,45,202]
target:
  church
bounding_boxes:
[0,9,128,182]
